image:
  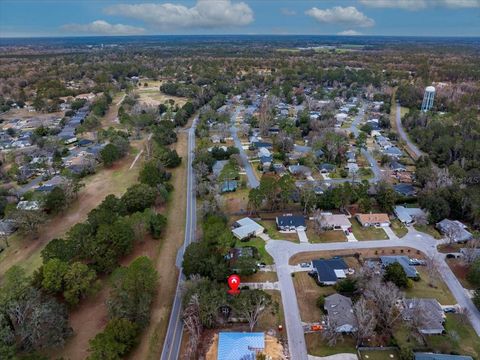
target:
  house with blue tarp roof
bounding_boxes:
[217,332,265,360]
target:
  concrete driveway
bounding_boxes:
[297,229,309,243]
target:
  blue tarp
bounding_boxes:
[217,332,265,360]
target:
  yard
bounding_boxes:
[351,221,389,241]
[394,314,480,358]
[359,349,400,360]
[260,220,299,242]
[221,188,249,214]
[257,290,286,332]
[236,237,273,265]
[305,333,356,357]
[414,224,442,239]
[405,267,456,305]
[391,219,408,238]
[292,272,335,323]
[307,227,347,243]
[446,258,475,289]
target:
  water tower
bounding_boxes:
[421,85,435,112]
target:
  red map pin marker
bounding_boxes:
[227,274,241,295]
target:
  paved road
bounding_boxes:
[395,102,424,159]
[160,118,197,360]
[230,106,260,188]
[266,228,480,360]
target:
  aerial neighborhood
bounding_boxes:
[0,10,479,360]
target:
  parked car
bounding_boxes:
[443,307,457,313]
[300,262,311,268]
[344,230,349,235]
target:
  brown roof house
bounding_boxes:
[356,213,390,227]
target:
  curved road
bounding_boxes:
[160,118,197,360]
[266,228,480,360]
[395,102,424,159]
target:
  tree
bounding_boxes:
[42,258,68,293]
[232,290,272,332]
[375,181,397,213]
[44,186,67,213]
[383,262,409,288]
[0,265,31,309]
[321,314,343,346]
[335,278,357,294]
[424,255,441,288]
[473,289,480,310]
[467,258,480,287]
[233,256,257,276]
[101,143,120,167]
[121,184,156,213]
[41,238,77,263]
[183,242,228,281]
[63,262,97,306]
[107,256,158,328]
[10,209,46,237]
[88,318,139,360]
[183,294,202,360]
[353,296,376,346]
[6,288,72,351]
[148,212,167,239]
[139,160,169,187]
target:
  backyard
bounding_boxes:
[390,219,408,238]
[236,237,273,265]
[305,333,356,357]
[405,267,456,305]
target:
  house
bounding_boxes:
[288,165,312,177]
[251,141,272,149]
[436,219,473,243]
[394,206,427,225]
[231,218,264,240]
[415,354,473,360]
[346,151,356,163]
[394,183,416,197]
[384,146,403,158]
[276,214,306,232]
[258,147,271,158]
[346,163,359,174]
[16,200,40,211]
[273,163,287,176]
[217,332,265,360]
[403,299,445,334]
[0,219,17,236]
[460,248,480,261]
[319,213,351,230]
[220,180,237,193]
[311,258,349,285]
[356,213,390,227]
[380,256,419,278]
[315,149,324,158]
[225,247,254,263]
[390,161,407,172]
[259,156,272,169]
[324,294,358,333]
[319,163,335,173]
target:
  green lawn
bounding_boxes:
[218,161,239,182]
[305,333,356,356]
[308,229,347,243]
[236,237,273,265]
[394,314,480,358]
[391,219,408,238]
[405,267,456,305]
[351,221,388,241]
[414,224,442,239]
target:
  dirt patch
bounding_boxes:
[289,247,424,265]
[446,258,474,289]
[293,272,333,323]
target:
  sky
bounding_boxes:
[0,0,479,38]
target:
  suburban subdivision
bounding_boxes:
[0,3,479,360]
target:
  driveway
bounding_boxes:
[297,229,309,243]
[383,226,399,240]
[266,229,480,360]
[395,102,424,159]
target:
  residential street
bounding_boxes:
[395,102,424,159]
[230,106,260,188]
[266,227,480,360]
[160,117,197,360]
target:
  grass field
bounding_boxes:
[405,267,456,305]
[292,272,335,323]
[351,221,389,240]
[391,219,408,238]
[308,228,347,243]
[305,333,356,356]
[261,220,299,242]
[414,224,442,239]
[236,237,273,265]
[359,349,400,360]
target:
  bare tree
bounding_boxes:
[182,294,202,360]
[424,255,442,287]
[364,277,403,335]
[10,209,46,238]
[353,296,377,345]
[258,96,275,136]
[462,238,480,264]
[321,314,343,346]
[232,290,272,332]
[313,210,328,234]
[300,182,317,214]
[444,225,462,245]
[402,298,430,344]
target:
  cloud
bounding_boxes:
[104,0,254,29]
[338,29,362,36]
[61,20,145,35]
[280,8,297,16]
[306,6,375,28]
[359,0,480,10]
